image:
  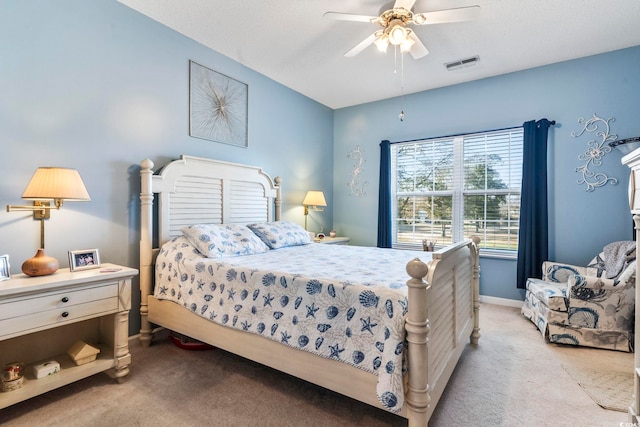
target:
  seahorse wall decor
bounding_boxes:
[572,113,618,192]
[347,146,368,198]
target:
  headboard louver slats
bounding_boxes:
[229,180,269,224]
[166,176,223,238]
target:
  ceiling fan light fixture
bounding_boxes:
[400,32,415,52]
[374,33,390,52]
[388,24,407,45]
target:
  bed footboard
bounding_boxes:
[404,237,480,427]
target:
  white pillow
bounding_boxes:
[247,221,312,249]
[181,223,269,258]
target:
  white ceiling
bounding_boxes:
[117,0,640,109]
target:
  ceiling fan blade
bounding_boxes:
[323,11,378,23]
[408,31,429,59]
[344,32,377,57]
[413,5,480,25]
[393,0,416,11]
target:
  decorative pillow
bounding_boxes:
[247,221,312,249]
[181,223,269,258]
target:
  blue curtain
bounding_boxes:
[517,119,553,289]
[377,140,392,248]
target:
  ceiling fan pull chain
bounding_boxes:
[394,45,398,74]
[399,50,405,122]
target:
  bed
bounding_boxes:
[138,155,480,427]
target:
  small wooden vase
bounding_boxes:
[22,249,59,277]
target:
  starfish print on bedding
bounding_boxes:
[361,316,378,334]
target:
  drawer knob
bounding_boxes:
[61,297,69,303]
[61,311,69,318]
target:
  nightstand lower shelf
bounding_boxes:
[0,345,114,409]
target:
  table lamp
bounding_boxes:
[6,167,91,276]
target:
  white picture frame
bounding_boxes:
[0,254,10,281]
[68,249,100,272]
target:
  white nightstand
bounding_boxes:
[315,236,350,245]
[0,263,138,408]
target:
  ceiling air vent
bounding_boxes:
[445,55,480,71]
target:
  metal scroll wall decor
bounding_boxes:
[572,113,618,192]
[347,146,368,198]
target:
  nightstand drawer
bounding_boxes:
[315,236,350,245]
[0,282,118,321]
[0,296,118,339]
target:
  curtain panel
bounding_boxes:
[516,119,553,289]
[377,140,392,248]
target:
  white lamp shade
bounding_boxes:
[388,25,407,45]
[22,167,91,201]
[374,31,389,53]
[302,190,327,208]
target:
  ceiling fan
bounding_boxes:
[324,0,480,59]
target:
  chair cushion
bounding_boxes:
[525,278,568,312]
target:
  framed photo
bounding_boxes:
[189,60,248,148]
[0,255,10,281]
[68,249,100,272]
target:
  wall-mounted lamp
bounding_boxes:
[7,167,91,276]
[302,190,327,231]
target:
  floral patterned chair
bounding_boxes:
[521,241,636,352]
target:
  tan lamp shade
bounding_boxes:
[22,167,91,202]
[302,190,327,209]
[11,167,91,277]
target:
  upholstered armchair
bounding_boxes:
[521,242,636,352]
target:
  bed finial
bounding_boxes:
[141,158,154,170]
[406,257,428,280]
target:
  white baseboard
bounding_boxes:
[479,295,523,308]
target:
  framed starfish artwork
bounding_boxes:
[189,60,248,147]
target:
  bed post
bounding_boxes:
[470,236,481,345]
[405,257,430,427]
[274,176,282,221]
[139,159,154,347]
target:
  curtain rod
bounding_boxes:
[390,119,556,145]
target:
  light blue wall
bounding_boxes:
[333,46,640,301]
[0,0,333,334]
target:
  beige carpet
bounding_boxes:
[562,365,633,412]
[0,303,633,427]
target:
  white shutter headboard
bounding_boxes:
[143,155,281,243]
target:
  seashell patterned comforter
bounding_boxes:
[155,236,432,412]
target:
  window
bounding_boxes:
[391,128,523,256]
